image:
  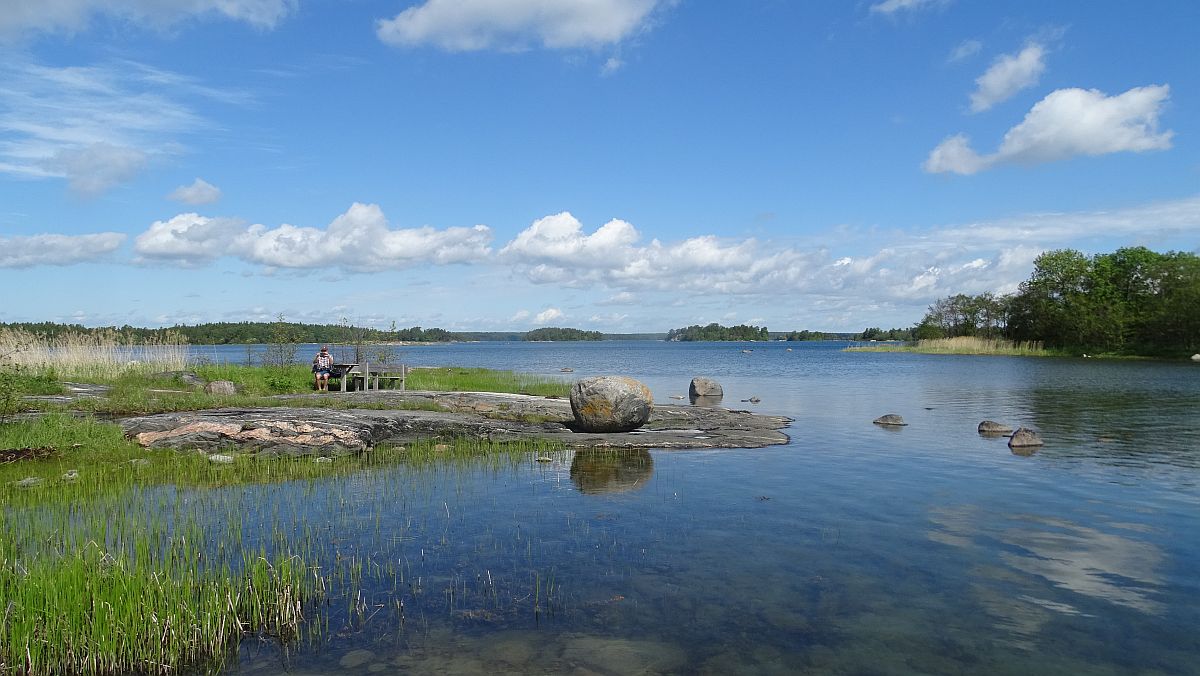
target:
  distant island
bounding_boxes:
[523,327,603,341]
[667,323,770,341]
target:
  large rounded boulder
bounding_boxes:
[570,376,653,433]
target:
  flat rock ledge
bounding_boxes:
[118,390,791,455]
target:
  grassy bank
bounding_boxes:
[2,328,575,673]
[846,336,1051,356]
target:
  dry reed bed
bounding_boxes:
[847,336,1047,356]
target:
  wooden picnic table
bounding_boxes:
[332,363,407,392]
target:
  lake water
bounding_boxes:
[197,341,1200,675]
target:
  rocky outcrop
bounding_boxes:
[873,414,907,427]
[978,420,1013,435]
[689,377,723,399]
[118,390,791,455]
[569,376,653,433]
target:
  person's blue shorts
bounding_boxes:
[315,368,331,376]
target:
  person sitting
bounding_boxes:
[312,345,334,391]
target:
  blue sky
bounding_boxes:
[2,0,1197,333]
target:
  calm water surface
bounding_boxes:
[195,342,1199,675]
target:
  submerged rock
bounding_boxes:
[689,377,724,398]
[569,376,653,433]
[339,649,376,669]
[1192,354,1200,362]
[62,469,80,481]
[1008,427,1045,448]
[873,414,907,427]
[14,476,44,488]
[561,635,687,675]
[978,420,1013,435]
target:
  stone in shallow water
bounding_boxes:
[207,453,234,464]
[689,376,723,398]
[1008,427,1045,448]
[978,420,1013,435]
[873,414,907,426]
[14,477,44,488]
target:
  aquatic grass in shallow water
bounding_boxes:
[1,415,571,674]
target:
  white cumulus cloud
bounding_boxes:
[376,0,664,51]
[500,196,1200,320]
[926,85,1173,174]
[133,203,493,270]
[134,213,245,264]
[168,177,222,205]
[535,308,564,324]
[970,43,1046,113]
[0,232,125,267]
[0,0,295,40]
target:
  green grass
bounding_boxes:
[407,367,569,397]
[846,336,1052,356]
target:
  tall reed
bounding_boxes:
[0,328,188,381]
[847,336,1047,356]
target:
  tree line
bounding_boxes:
[0,320,464,345]
[914,247,1199,356]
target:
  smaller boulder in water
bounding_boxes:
[873,414,907,427]
[1192,354,1200,362]
[689,377,724,399]
[1008,427,1044,448]
[978,420,1013,435]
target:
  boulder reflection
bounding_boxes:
[570,449,654,495]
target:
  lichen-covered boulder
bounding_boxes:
[689,377,724,399]
[978,420,1013,435]
[873,414,907,426]
[1008,427,1044,448]
[570,376,653,433]
[204,380,238,396]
